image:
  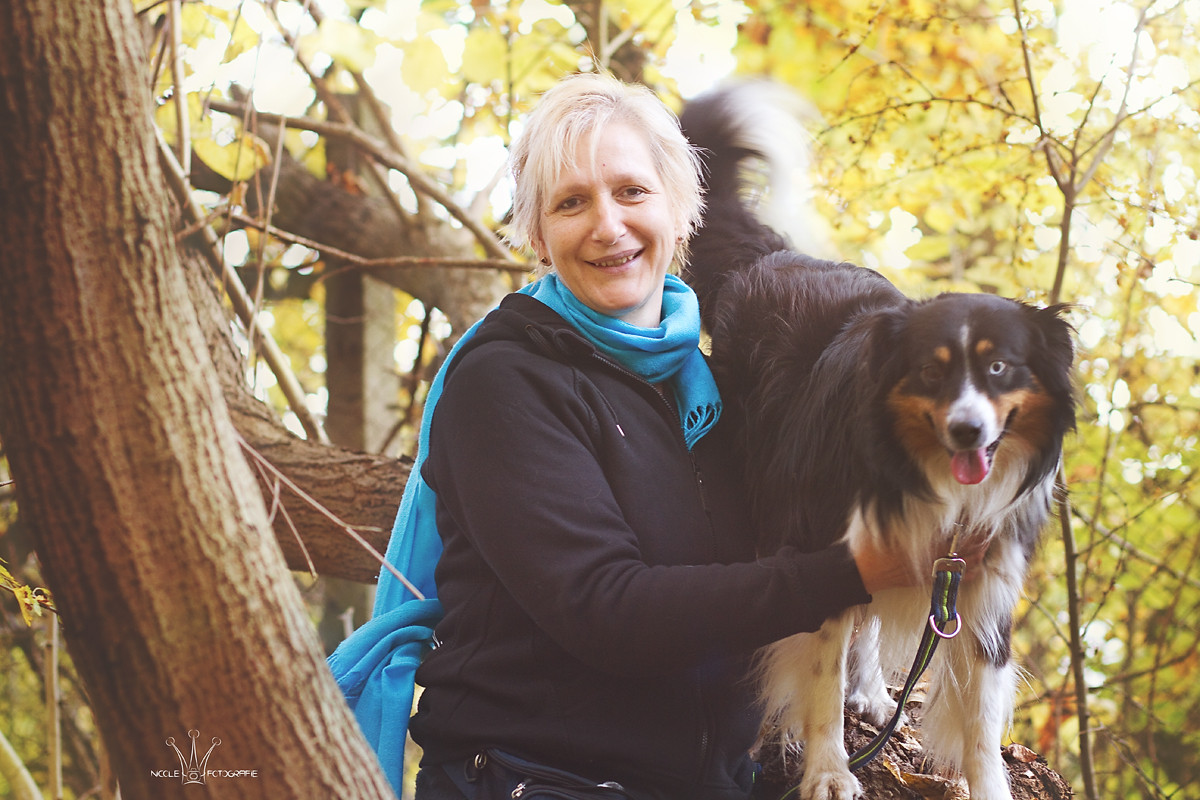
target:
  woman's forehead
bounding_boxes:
[548,121,660,191]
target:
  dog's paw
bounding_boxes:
[846,688,901,730]
[800,767,861,800]
[965,784,1014,800]
[961,774,1014,800]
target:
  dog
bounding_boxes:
[679,83,1076,800]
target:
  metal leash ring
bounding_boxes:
[928,611,962,639]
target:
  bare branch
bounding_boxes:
[238,435,424,599]
[209,97,518,263]
[1013,0,1068,194]
[227,210,530,276]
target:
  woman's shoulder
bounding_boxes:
[439,293,587,391]
[449,293,594,373]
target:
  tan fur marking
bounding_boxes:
[933,346,951,363]
[975,339,995,357]
[1002,380,1057,448]
[887,387,943,458]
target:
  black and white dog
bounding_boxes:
[680,84,1076,800]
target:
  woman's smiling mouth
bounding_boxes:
[589,249,643,268]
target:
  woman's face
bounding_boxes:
[533,121,680,328]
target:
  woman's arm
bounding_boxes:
[426,345,870,676]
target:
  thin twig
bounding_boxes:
[1014,0,1096,794]
[167,0,190,178]
[237,435,424,600]
[208,98,518,263]
[228,210,529,275]
[156,130,331,444]
[45,614,62,800]
[302,2,431,220]
[265,1,412,227]
[243,112,290,371]
[249,454,317,579]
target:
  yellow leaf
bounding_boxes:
[194,132,272,182]
[0,558,20,590]
[285,129,327,179]
[461,28,508,85]
[402,38,449,94]
[155,92,212,148]
[905,233,951,263]
[924,204,958,234]
[511,37,580,95]
[299,18,384,73]
[12,585,37,627]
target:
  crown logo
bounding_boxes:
[166,729,221,785]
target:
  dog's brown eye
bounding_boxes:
[921,364,944,384]
[989,360,1008,376]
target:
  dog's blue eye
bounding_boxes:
[989,360,1008,376]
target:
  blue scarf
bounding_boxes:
[326,274,721,793]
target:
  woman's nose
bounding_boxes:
[591,198,625,245]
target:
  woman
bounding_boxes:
[372,73,926,799]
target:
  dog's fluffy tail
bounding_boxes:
[679,81,829,314]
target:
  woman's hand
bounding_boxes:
[850,537,991,595]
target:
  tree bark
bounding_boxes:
[182,242,403,585]
[0,2,395,797]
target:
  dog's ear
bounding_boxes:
[1030,302,1079,429]
[1030,304,1076,378]
[862,305,911,382]
[1035,303,1076,359]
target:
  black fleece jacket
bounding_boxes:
[409,293,870,799]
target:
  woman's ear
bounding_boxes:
[531,234,548,266]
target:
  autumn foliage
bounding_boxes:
[1,1,1197,799]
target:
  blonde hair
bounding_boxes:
[507,73,704,276]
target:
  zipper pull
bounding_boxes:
[511,782,527,798]
[690,453,710,514]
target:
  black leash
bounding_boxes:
[847,551,966,771]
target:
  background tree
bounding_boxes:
[0,1,1196,799]
[0,2,397,798]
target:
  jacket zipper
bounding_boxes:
[589,350,716,777]
[587,351,711,512]
[530,326,717,778]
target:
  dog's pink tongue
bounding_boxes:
[952,449,990,485]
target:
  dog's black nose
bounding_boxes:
[949,421,984,449]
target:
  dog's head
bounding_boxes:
[867,294,1076,493]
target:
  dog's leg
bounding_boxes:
[922,567,1022,800]
[760,612,861,800]
[923,639,1016,800]
[845,614,898,728]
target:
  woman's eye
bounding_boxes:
[620,186,648,200]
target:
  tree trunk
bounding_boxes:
[0,3,394,797]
